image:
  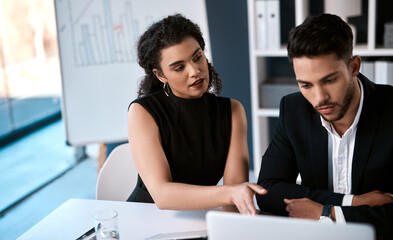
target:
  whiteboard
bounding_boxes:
[54,0,211,145]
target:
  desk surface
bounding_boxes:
[18,199,213,240]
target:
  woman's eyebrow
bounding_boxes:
[168,48,201,67]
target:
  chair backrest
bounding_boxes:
[96,143,138,201]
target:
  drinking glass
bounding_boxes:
[94,210,120,240]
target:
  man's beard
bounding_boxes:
[317,79,356,122]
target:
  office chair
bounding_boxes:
[96,143,138,201]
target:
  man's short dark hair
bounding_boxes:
[287,13,353,65]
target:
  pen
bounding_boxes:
[75,227,95,240]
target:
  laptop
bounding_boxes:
[206,211,375,240]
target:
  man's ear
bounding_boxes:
[350,56,361,77]
[153,69,166,84]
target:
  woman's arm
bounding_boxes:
[221,99,265,214]
[128,102,265,213]
[224,99,249,184]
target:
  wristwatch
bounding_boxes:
[319,205,333,223]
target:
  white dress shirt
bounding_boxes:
[320,79,364,223]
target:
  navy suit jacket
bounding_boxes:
[257,73,393,239]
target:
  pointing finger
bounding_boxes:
[248,183,268,195]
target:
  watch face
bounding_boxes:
[322,205,333,217]
[318,216,334,224]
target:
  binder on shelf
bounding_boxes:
[360,60,375,81]
[255,0,280,50]
[259,77,298,108]
[374,61,393,86]
[266,0,280,50]
[384,21,393,48]
[255,0,268,50]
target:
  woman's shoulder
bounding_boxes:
[229,99,245,116]
[128,91,176,127]
[132,91,162,103]
[206,92,231,105]
[128,92,163,128]
[206,93,244,110]
[205,94,247,120]
[129,91,164,110]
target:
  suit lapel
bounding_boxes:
[308,110,329,189]
[352,74,381,193]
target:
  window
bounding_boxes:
[0,0,61,141]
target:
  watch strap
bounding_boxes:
[322,205,332,217]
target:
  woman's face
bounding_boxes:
[153,36,209,99]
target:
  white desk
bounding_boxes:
[18,199,213,240]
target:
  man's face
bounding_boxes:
[293,54,358,122]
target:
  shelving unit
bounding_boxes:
[248,0,393,177]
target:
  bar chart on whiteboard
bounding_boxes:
[54,0,210,145]
[57,0,145,67]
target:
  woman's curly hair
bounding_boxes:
[136,14,222,97]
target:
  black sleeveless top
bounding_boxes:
[127,89,231,203]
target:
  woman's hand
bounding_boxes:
[229,183,267,215]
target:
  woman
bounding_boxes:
[127,14,266,215]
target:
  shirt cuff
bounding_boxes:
[333,206,346,224]
[342,194,354,206]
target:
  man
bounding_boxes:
[256,13,393,239]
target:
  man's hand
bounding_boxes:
[352,190,393,207]
[284,198,323,220]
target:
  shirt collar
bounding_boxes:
[320,78,364,136]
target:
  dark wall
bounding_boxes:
[205,0,253,168]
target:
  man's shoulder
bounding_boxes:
[366,82,393,112]
[374,83,393,96]
[361,73,393,100]
[374,84,393,117]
